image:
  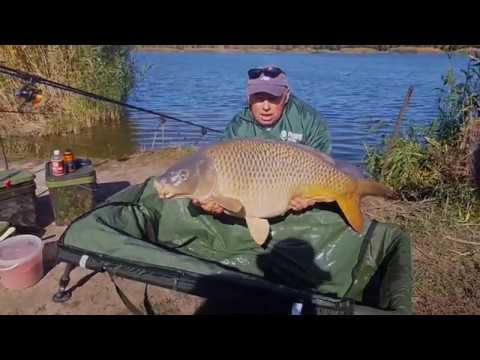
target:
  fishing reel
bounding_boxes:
[15,79,43,110]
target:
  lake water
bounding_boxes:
[125,51,469,165]
[21,51,469,165]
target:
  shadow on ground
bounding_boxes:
[193,239,331,314]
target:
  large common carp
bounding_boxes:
[153,139,396,245]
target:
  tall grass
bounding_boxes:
[0,45,135,140]
[365,56,480,222]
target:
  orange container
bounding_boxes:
[63,150,76,173]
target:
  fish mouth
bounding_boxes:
[157,187,174,199]
[154,179,174,198]
[160,191,174,199]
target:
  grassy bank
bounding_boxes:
[138,45,319,53]
[364,56,480,314]
[0,45,135,144]
[365,57,480,221]
[136,45,480,55]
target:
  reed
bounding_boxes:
[0,45,135,141]
[365,56,480,223]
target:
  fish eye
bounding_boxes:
[178,169,189,181]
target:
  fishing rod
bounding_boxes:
[0,64,223,134]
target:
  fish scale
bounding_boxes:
[206,139,352,198]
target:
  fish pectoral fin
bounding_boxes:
[245,217,270,245]
[335,193,364,233]
[210,195,244,215]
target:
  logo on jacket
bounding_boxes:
[280,130,303,143]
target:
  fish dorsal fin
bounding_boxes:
[210,195,244,215]
[245,217,270,245]
[291,142,365,179]
[335,160,365,180]
[290,143,336,165]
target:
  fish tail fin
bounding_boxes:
[357,179,398,199]
[336,193,364,233]
[335,180,396,233]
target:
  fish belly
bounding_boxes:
[221,186,292,219]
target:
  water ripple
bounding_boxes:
[126,52,469,166]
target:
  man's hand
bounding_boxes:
[192,197,315,215]
[289,197,316,213]
[191,199,225,215]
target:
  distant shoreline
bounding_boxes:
[135,46,479,55]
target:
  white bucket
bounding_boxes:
[0,235,44,290]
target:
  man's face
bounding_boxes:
[249,91,288,127]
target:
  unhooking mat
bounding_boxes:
[59,177,413,314]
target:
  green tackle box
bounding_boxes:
[0,169,38,229]
[46,161,97,226]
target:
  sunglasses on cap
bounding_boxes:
[248,66,285,79]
